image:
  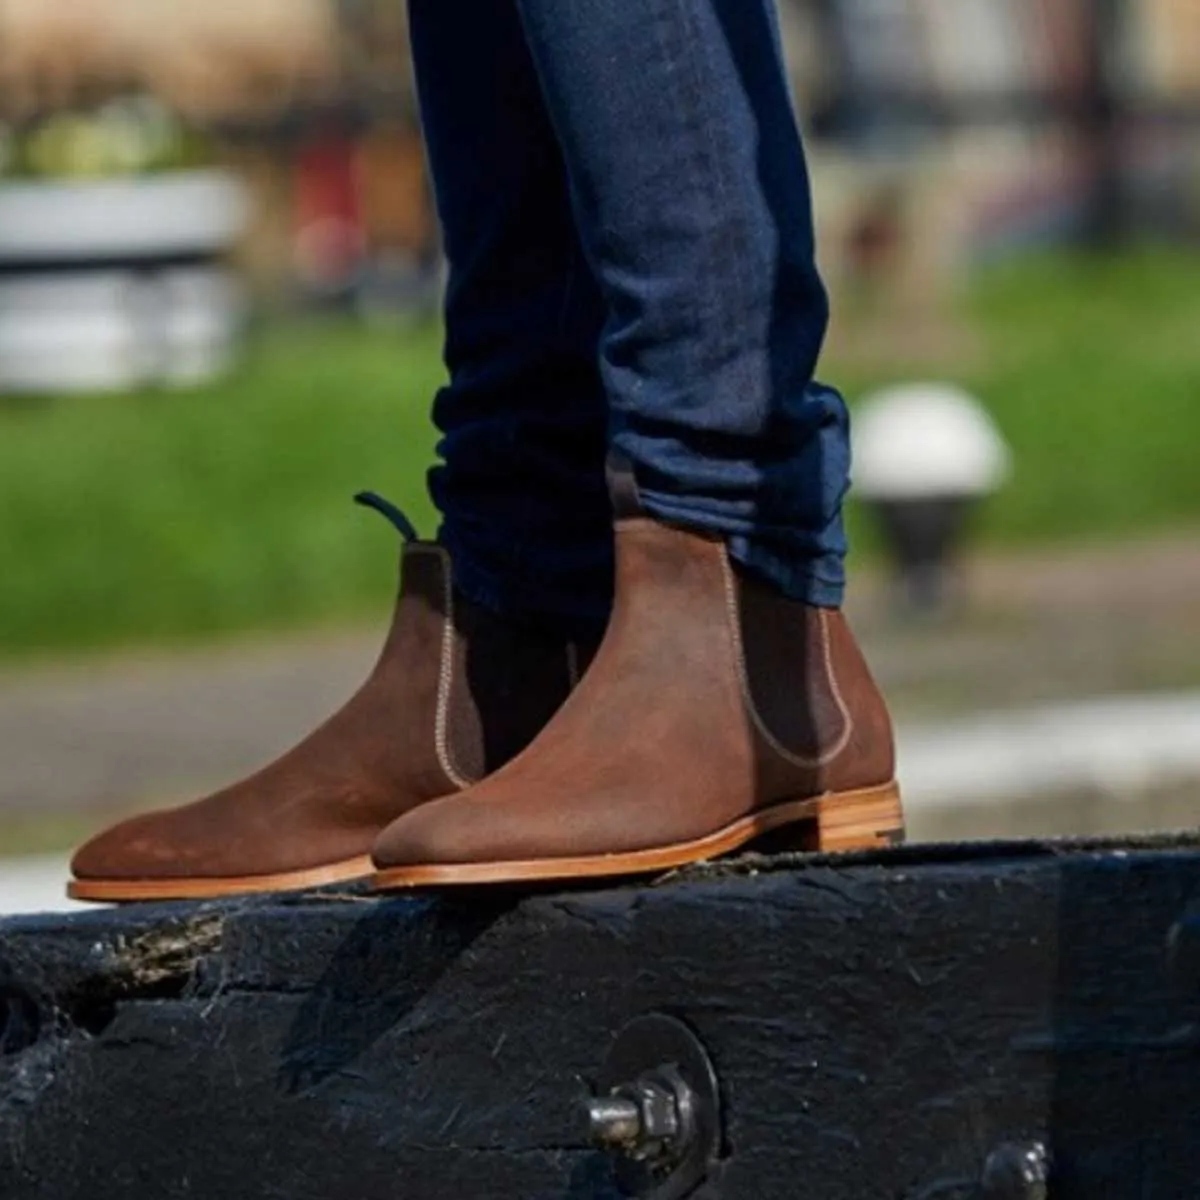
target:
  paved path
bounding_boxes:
[0,631,378,817]
[901,692,1200,808]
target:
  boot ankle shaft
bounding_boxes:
[734,568,895,796]
[437,590,599,786]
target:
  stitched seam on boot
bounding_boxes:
[420,545,474,791]
[720,552,853,768]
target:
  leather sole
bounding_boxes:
[67,854,375,903]
[371,782,904,890]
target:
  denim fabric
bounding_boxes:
[410,0,849,627]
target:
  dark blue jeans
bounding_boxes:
[410,0,849,634]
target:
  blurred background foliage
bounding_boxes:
[0,0,1198,659]
[3,1,1200,885]
[2,245,1198,658]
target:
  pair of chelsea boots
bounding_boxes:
[70,508,902,901]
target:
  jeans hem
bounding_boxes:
[635,491,846,608]
[728,537,845,609]
[441,538,613,638]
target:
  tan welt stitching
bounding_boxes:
[422,545,473,791]
[817,608,854,760]
[719,551,852,768]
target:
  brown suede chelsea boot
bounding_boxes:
[372,514,902,889]
[70,501,598,902]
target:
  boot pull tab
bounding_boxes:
[354,492,419,543]
[606,450,644,521]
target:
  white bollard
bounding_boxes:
[853,382,1011,612]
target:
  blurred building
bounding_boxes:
[0,0,338,121]
[0,0,1195,350]
[0,0,438,324]
[771,0,1200,355]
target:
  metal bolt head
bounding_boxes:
[586,1095,644,1150]
[624,1076,685,1162]
[588,1014,722,1200]
[585,1076,683,1161]
[981,1142,1050,1200]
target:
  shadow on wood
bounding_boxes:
[3,834,1200,1198]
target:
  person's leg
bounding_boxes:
[513,0,848,606]
[69,0,613,902]
[411,0,613,635]
[373,0,901,888]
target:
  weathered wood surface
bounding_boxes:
[4,835,1200,1199]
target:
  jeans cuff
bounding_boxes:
[727,535,846,609]
[636,491,846,608]
[440,535,613,638]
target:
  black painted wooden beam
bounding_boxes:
[4,835,1200,1199]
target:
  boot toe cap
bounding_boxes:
[71,811,199,881]
[372,800,461,869]
[372,797,525,869]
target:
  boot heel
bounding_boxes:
[746,784,905,857]
[812,784,906,853]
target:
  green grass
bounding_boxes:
[977,250,1200,542]
[0,321,445,658]
[2,248,1199,660]
[840,247,1200,550]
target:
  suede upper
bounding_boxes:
[373,518,895,872]
[73,545,595,885]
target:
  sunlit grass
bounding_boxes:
[2,247,1199,659]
